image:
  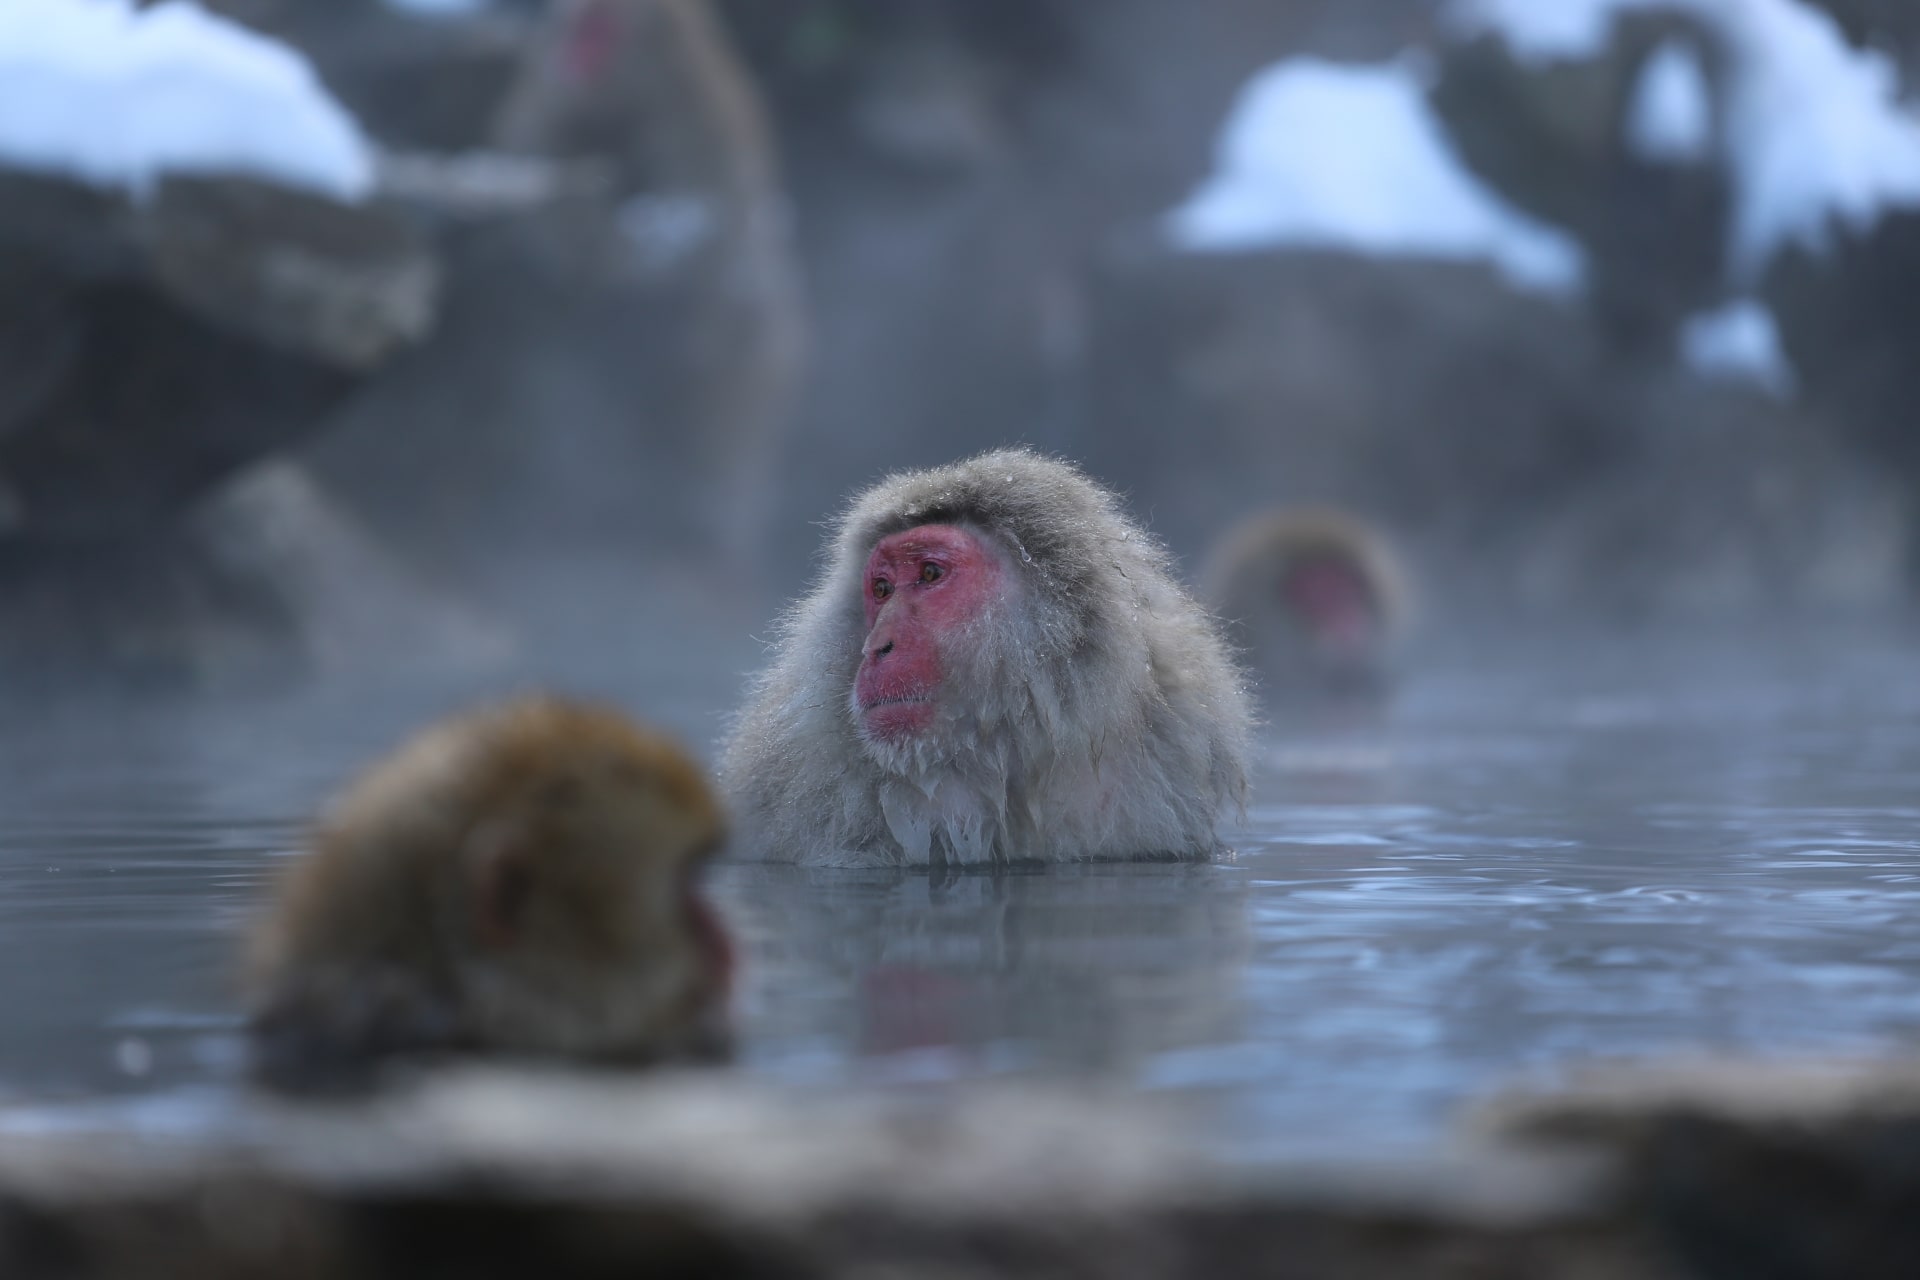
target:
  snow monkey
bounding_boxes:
[1200,508,1408,699]
[721,449,1252,867]
[245,698,731,1088]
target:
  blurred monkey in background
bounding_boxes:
[1202,508,1408,701]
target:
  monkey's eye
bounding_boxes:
[872,578,892,600]
[919,562,943,584]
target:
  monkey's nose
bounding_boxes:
[863,613,899,661]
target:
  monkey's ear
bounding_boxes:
[466,821,537,951]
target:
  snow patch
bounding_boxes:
[0,0,373,200]
[1628,38,1713,163]
[1680,297,1794,395]
[1166,56,1585,295]
[1716,0,1920,274]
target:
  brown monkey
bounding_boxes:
[312,0,805,573]
[1200,508,1407,698]
[493,0,805,561]
[720,449,1252,867]
[494,0,776,200]
[245,697,731,1088]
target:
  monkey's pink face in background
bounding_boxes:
[1284,557,1378,654]
[562,0,623,82]
[855,524,1003,741]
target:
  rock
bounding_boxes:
[1487,1058,1920,1280]
[1430,9,1732,360]
[0,169,436,545]
[0,461,511,695]
[715,0,1429,580]
[0,531,301,697]
[1762,211,1920,554]
[1511,380,1907,621]
[0,1072,1657,1280]
[0,264,84,442]
[1082,246,1904,623]
[13,1055,1920,1278]
[0,283,351,544]
[141,177,439,372]
[191,461,515,681]
[0,0,802,687]
[1082,249,1621,608]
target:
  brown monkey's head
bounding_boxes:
[1202,507,1406,693]
[1279,548,1382,657]
[246,698,732,1087]
[446,700,729,998]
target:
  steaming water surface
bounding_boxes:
[3,635,1919,1158]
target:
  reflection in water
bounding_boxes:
[720,864,1250,1083]
[2,637,1920,1158]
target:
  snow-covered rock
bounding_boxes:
[0,0,372,200]
[1450,0,1920,276]
[1166,56,1585,295]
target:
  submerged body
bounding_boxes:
[722,449,1252,867]
[246,697,731,1088]
[1202,508,1407,700]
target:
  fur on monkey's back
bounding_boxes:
[722,449,1252,866]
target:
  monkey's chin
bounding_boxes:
[858,696,937,742]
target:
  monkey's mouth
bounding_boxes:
[857,692,938,739]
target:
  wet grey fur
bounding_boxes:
[720,449,1252,866]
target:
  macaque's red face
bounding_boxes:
[563,0,623,82]
[1284,556,1377,653]
[855,524,1003,742]
[681,870,734,996]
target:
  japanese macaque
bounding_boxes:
[306,0,804,576]
[245,698,732,1089]
[720,449,1252,867]
[1200,509,1408,699]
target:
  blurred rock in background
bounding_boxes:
[1422,0,1920,614]
[7,0,1920,694]
[0,4,445,692]
[1430,9,1732,362]
[717,0,1915,626]
[716,0,1432,568]
[0,0,806,692]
